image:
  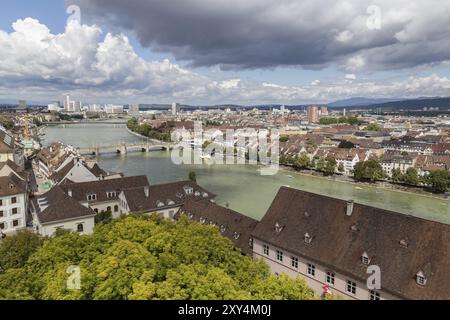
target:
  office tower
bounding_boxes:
[172,102,178,116]
[307,105,319,123]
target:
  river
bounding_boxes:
[42,123,449,224]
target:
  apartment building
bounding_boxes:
[30,187,96,237]
[59,175,150,218]
[0,173,28,234]
[0,130,24,167]
[252,187,450,300]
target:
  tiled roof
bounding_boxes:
[60,175,150,203]
[32,187,96,224]
[122,181,215,212]
[176,199,258,256]
[252,187,450,300]
[0,173,27,197]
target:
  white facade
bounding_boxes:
[36,216,95,237]
[253,239,399,300]
[0,193,27,234]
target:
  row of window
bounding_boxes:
[93,205,119,214]
[0,197,19,206]
[263,244,381,300]
[0,207,21,217]
[0,219,21,230]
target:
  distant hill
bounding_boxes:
[366,97,450,110]
[328,97,402,108]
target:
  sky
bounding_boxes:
[0,0,450,105]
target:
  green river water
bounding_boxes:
[42,123,449,223]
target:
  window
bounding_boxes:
[326,272,335,285]
[370,290,380,300]
[94,209,98,213]
[11,197,17,204]
[276,250,283,262]
[107,206,111,212]
[114,205,119,212]
[0,210,3,217]
[291,257,299,269]
[12,208,18,215]
[233,232,240,240]
[361,252,370,265]
[0,199,3,206]
[263,244,270,256]
[77,224,84,233]
[13,220,19,227]
[0,222,5,230]
[307,264,316,277]
[346,280,357,295]
[417,275,426,286]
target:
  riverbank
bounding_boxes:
[280,165,449,201]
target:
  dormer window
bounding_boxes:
[87,194,97,201]
[167,200,175,206]
[275,222,284,233]
[361,252,370,265]
[157,201,165,207]
[233,232,240,240]
[248,237,253,248]
[194,191,201,197]
[184,186,194,195]
[200,217,207,224]
[220,225,227,234]
[187,213,194,220]
[304,233,312,244]
[399,238,409,248]
[202,192,209,198]
[416,271,427,286]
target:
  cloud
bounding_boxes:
[70,0,450,71]
[1,18,450,105]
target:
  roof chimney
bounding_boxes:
[144,186,149,198]
[346,200,354,216]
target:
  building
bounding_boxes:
[0,130,24,167]
[307,106,319,124]
[48,158,110,184]
[176,199,258,256]
[36,143,74,178]
[105,104,124,114]
[252,187,450,300]
[320,106,329,116]
[129,104,140,117]
[64,95,71,112]
[59,175,151,217]
[0,173,28,234]
[381,152,416,177]
[47,101,61,112]
[30,187,96,237]
[172,102,178,116]
[118,180,215,220]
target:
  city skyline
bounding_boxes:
[1,1,450,105]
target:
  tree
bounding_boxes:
[279,136,289,143]
[338,163,345,174]
[365,123,382,132]
[403,168,420,186]
[188,171,197,182]
[353,160,385,182]
[425,170,450,194]
[0,231,43,271]
[295,154,310,169]
[0,216,317,300]
[324,157,337,176]
[338,140,355,149]
[95,211,112,225]
[391,168,403,183]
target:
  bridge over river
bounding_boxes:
[78,142,174,156]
